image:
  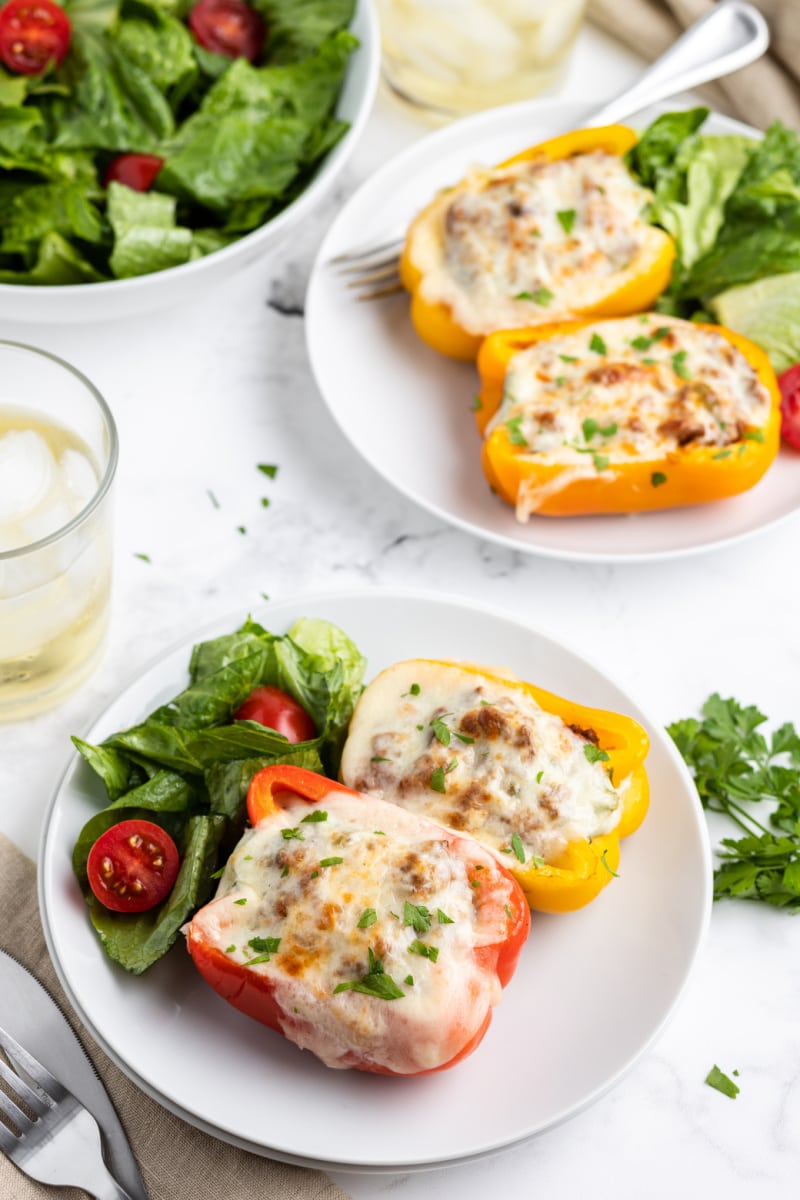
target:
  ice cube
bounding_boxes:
[0,429,56,525]
[60,448,99,513]
[21,499,73,546]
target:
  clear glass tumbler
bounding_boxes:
[378,0,588,119]
[0,343,118,721]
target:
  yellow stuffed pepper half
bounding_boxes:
[400,126,675,361]
[475,314,781,519]
[340,659,649,914]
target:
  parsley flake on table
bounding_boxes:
[133,553,151,563]
[257,464,279,480]
[705,1065,740,1099]
[207,489,220,509]
[668,694,800,909]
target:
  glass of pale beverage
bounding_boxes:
[0,343,117,721]
[377,0,588,118]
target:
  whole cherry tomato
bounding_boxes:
[233,685,316,742]
[0,0,71,75]
[188,0,265,63]
[778,364,800,451]
[87,819,180,913]
[104,153,165,192]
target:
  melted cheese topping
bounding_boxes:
[487,315,772,463]
[409,151,654,335]
[340,661,621,865]
[189,790,514,1074]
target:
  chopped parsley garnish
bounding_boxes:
[589,332,608,355]
[300,810,328,823]
[514,290,535,301]
[210,866,225,879]
[257,463,279,479]
[631,335,653,351]
[600,849,619,877]
[402,683,421,697]
[531,855,545,869]
[333,948,405,1001]
[555,375,566,386]
[237,526,247,535]
[408,940,439,963]
[281,827,304,841]
[404,901,432,933]
[651,471,668,487]
[712,449,732,460]
[430,759,458,793]
[592,453,610,473]
[247,936,281,963]
[225,944,235,953]
[472,394,483,412]
[374,830,386,836]
[431,713,453,746]
[504,905,513,919]
[536,770,544,783]
[280,865,289,877]
[505,415,529,446]
[672,350,691,379]
[310,870,319,878]
[642,356,657,366]
[234,898,247,905]
[511,832,526,863]
[357,908,377,929]
[319,856,343,868]
[582,417,599,440]
[584,744,610,764]
[705,1065,740,1099]
[559,353,578,363]
[207,489,220,509]
[371,755,391,763]
[742,429,765,443]
[556,208,576,233]
[133,552,151,563]
[404,975,414,986]
[532,287,554,306]
[437,908,454,924]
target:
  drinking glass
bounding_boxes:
[0,342,117,721]
[377,0,588,119]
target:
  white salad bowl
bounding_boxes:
[0,0,379,325]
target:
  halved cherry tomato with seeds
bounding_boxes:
[104,153,165,192]
[188,0,265,63]
[0,0,71,75]
[233,685,316,743]
[87,819,180,913]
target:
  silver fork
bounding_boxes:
[0,1023,136,1200]
[331,0,768,300]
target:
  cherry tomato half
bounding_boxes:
[104,153,165,192]
[234,685,316,742]
[87,819,180,914]
[188,0,265,62]
[0,0,71,75]
[778,364,800,451]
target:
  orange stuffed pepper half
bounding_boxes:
[475,314,781,519]
[399,125,675,361]
[341,661,650,915]
[186,765,529,1076]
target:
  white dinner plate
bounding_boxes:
[39,590,711,1172]
[306,100,800,563]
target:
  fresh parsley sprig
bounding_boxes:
[668,695,800,910]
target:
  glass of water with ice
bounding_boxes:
[0,343,117,721]
[377,0,588,118]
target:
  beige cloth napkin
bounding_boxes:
[588,0,800,129]
[0,833,349,1200]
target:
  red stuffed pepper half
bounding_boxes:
[186,765,530,1075]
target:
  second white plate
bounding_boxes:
[39,590,710,1171]
[306,100,800,563]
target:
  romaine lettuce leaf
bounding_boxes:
[253,0,355,63]
[710,272,800,374]
[107,181,193,277]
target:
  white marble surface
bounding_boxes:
[2,20,800,1200]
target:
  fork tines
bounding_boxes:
[0,1026,66,1143]
[329,236,405,301]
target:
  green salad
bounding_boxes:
[629,107,800,374]
[0,0,357,283]
[71,616,366,974]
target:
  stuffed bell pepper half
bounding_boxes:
[400,125,675,360]
[340,660,650,914]
[475,314,780,519]
[186,765,529,1075]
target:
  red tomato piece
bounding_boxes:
[104,153,165,193]
[0,0,71,75]
[87,819,180,914]
[234,686,316,743]
[778,364,800,451]
[188,0,266,63]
